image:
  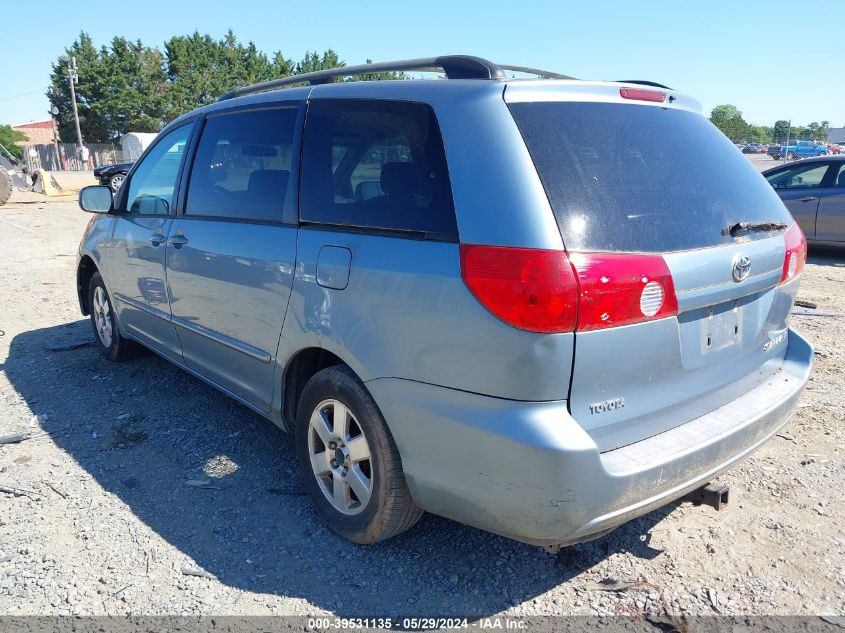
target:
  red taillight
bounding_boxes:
[570,252,678,331]
[619,87,666,103]
[460,245,678,333]
[780,222,807,284]
[460,245,578,333]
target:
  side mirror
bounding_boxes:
[79,185,113,213]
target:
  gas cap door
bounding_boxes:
[316,245,352,290]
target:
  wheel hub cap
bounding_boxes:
[92,286,113,347]
[307,399,373,515]
[334,446,348,466]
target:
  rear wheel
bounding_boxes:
[787,152,796,160]
[88,272,143,361]
[295,365,423,544]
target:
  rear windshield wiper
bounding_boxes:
[722,220,788,237]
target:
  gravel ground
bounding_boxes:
[0,187,843,619]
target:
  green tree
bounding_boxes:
[46,30,398,140]
[772,120,791,144]
[48,32,169,142]
[352,59,406,82]
[709,104,749,142]
[163,30,298,120]
[295,49,343,75]
[48,32,108,142]
[746,125,773,143]
[0,125,27,159]
[271,51,295,77]
[801,121,829,141]
[95,37,168,139]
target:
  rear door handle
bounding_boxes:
[798,196,817,202]
[168,235,188,248]
[149,233,166,247]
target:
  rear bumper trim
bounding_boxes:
[367,328,813,546]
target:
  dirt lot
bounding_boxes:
[0,187,843,619]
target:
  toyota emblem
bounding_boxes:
[732,255,751,282]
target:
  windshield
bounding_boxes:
[508,102,792,252]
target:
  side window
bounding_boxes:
[766,164,829,189]
[185,108,298,221]
[832,163,845,188]
[300,99,458,237]
[124,125,191,215]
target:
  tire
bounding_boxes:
[771,155,780,160]
[787,152,796,160]
[296,365,423,544]
[88,272,143,361]
[108,173,126,193]
[0,170,11,206]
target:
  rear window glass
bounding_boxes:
[508,102,793,252]
[300,99,457,238]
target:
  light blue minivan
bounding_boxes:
[77,56,812,548]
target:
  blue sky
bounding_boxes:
[0,0,841,128]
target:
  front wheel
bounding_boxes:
[787,152,796,160]
[296,365,423,544]
[88,272,143,361]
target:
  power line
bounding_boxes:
[0,87,50,103]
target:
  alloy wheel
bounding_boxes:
[307,398,373,515]
[92,286,113,347]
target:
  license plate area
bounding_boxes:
[703,300,741,354]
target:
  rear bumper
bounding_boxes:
[367,328,813,546]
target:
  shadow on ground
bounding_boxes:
[2,320,677,616]
[808,246,845,267]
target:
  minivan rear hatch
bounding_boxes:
[506,83,799,452]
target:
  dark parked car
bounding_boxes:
[763,155,845,246]
[94,162,134,192]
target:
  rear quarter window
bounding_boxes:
[508,102,793,252]
[300,99,458,238]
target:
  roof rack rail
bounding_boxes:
[500,65,575,80]
[218,55,508,101]
[616,79,673,90]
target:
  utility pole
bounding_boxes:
[784,120,791,163]
[50,105,61,171]
[62,55,84,152]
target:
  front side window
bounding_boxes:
[300,99,457,237]
[124,125,191,215]
[766,163,830,189]
[186,108,298,221]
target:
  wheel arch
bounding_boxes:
[77,255,99,316]
[282,347,351,431]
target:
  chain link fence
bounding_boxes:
[20,142,141,173]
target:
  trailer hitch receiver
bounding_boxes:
[687,483,730,511]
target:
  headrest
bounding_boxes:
[380,162,426,198]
